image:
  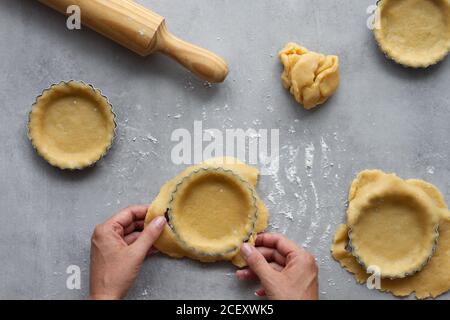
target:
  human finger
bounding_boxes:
[123,220,145,235]
[106,205,149,228]
[256,247,287,266]
[255,287,266,297]
[124,231,141,245]
[235,262,283,281]
[147,247,159,257]
[240,244,277,281]
[131,216,166,254]
[255,233,301,257]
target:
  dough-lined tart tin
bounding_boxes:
[28,81,116,170]
[348,226,439,280]
[347,178,441,279]
[167,167,259,258]
[374,0,450,68]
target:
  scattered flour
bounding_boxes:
[145,134,158,144]
[318,224,332,249]
[310,180,320,210]
[267,177,286,204]
[184,80,195,91]
[252,119,261,126]
[261,154,291,232]
[305,142,315,176]
[302,180,321,248]
[279,205,294,222]
[284,145,307,224]
[320,137,333,178]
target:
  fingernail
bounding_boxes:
[152,216,166,229]
[241,243,253,258]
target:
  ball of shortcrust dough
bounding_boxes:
[279,43,340,110]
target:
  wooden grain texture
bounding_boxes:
[157,22,228,83]
[39,0,228,82]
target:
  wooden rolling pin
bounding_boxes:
[39,0,228,83]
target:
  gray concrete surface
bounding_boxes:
[0,0,449,300]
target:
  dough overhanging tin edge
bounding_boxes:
[27,80,117,170]
[166,166,259,258]
[333,171,450,299]
[346,170,442,279]
[373,0,450,68]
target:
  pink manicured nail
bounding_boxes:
[152,216,166,228]
[241,243,253,258]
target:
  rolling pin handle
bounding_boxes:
[156,22,229,83]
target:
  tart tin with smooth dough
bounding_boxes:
[347,171,441,279]
[28,81,116,170]
[167,167,259,258]
[143,157,269,268]
[374,0,450,68]
[348,226,439,280]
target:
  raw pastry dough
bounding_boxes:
[332,170,450,299]
[348,170,442,278]
[28,81,115,169]
[168,168,258,257]
[279,42,339,110]
[144,157,269,267]
[374,0,450,67]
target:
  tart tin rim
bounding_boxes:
[373,0,450,68]
[27,80,117,170]
[167,167,259,258]
[347,223,440,280]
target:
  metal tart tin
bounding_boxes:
[27,80,117,170]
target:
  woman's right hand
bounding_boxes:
[237,233,318,300]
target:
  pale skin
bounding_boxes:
[89,205,319,300]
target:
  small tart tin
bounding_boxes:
[28,80,117,170]
[347,225,440,280]
[373,0,450,68]
[167,167,259,258]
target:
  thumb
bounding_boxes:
[240,243,275,280]
[131,216,166,255]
